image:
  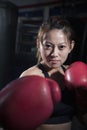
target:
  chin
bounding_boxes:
[49,64,60,68]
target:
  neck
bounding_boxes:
[40,62,63,75]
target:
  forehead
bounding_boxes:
[43,29,69,43]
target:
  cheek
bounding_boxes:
[40,45,51,56]
[39,47,49,59]
[61,50,70,60]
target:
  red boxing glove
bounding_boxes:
[0,75,61,130]
[65,61,87,114]
[65,61,87,90]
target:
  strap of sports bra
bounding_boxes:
[61,65,66,72]
[37,63,50,78]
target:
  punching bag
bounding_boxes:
[0,1,18,89]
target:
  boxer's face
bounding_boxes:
[39,29,74,68]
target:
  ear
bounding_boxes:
[69,40,75,53]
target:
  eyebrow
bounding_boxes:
[46,41,67,45]
[58,42,67,45]
[45,41,54,46]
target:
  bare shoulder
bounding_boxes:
[20,65,41,78]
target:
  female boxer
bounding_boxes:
[20,18,87,130]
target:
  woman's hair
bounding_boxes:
[36,17,76,63]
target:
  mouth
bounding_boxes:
[49,59,60,64]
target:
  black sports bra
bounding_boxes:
[37,63,66,78]
[37,63,76,124]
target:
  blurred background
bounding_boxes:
[0,0,87,89]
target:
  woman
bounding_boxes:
[20,18,85,130]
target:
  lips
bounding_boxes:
[49,59,60,64]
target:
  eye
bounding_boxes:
[46,43,52,48]
[44,42,53,50]
[58,45,66,50]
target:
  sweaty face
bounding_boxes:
[39,29,73,68]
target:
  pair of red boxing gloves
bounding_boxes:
[0,61,87,130]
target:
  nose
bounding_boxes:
[51,46,59,57]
